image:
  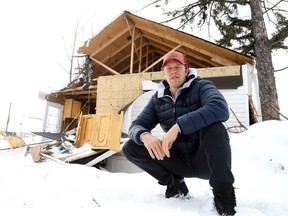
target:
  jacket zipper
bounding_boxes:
[173,104,176,121]
[172,96,176,121]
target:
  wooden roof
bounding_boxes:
[49,11,254,107]
[78,11,254,78]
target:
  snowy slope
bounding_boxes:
[0,120,287,216]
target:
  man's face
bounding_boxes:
[162,59,189,89]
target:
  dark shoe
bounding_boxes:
[213,184,236,216]
[165,176,190,199]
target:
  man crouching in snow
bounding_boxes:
[122,51,236,216]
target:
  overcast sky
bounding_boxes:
[0,0,287,132]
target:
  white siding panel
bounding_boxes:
[221,85,249,129]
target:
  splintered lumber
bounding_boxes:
[59,149,103,163]
[28,140,61,162]
[30,145,42,162]
[85,142,125,167]
[5,135,26,148]
[40,153,67,165]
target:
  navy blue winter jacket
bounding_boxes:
[128,68,229,153]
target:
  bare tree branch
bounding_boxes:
[272,104,288,120]
[274,65,288,72]
[263,0,284,14]
[134,0,162,13]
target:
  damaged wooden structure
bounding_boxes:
[0,130,26,149]
[43,11,258,169]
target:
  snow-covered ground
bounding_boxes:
[0,120,287,216]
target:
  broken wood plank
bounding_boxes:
[5,135,26,148]
[40,153,68,165]
[30,145,42,162]
[85,142,124,167]
[60,149,103,163]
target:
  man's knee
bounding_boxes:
[201,122,227,137]
[200,122,229,147]
[122,139,134,159]
[122,139,145,161]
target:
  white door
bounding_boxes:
[43,102,63,133]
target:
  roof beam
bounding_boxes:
[90,57,120,75]
[133,20,238,66]
[143,33,222,67]
[89,27,133,58]
[129,26,135,73]
[141,44,182,73]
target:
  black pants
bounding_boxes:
[122,122,235,189]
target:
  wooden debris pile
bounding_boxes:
[26,140,61,163]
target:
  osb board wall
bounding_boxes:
[96,72,164,114]
[198,65,240,77]
[96,66,240,114]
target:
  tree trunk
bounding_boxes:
[249,0,280,120]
